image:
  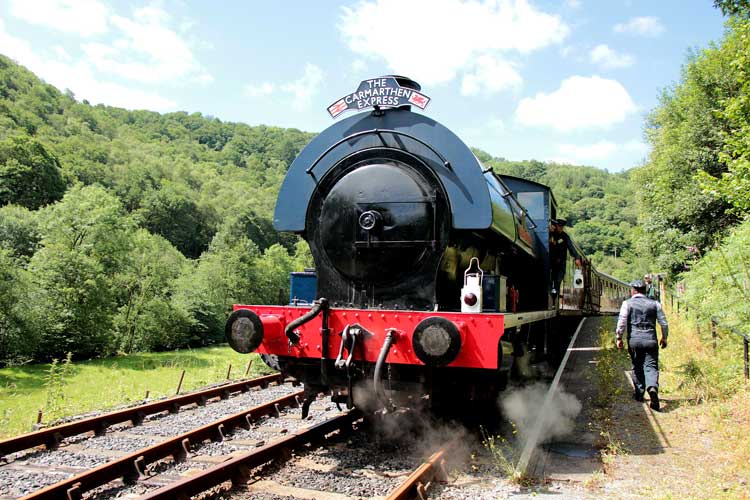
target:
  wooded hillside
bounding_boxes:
[0,54,314,364]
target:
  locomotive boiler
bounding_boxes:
[226,76,629,412]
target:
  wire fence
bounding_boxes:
[666,290,749,381]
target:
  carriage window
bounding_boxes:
[517,191,545,223]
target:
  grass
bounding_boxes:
[659,307,748,403]
[656,307,750,497]
[0,346,273,438]
[584,318,630,487]
[590,319,629,411]
[593,306,750,499]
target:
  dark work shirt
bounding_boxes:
[550,231,580,262]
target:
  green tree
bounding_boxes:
[216,199,290,252]
[113,230,190,352]
[0,135,65,209]
[0,249,38,364]
[714,0,750,18]
[633,26,742,275]
[31,185,132,358]
[0,204,40,260]
[683,217,750,326]
[696,18,750,215]
[172,234,263,345]
[139,182,214,258]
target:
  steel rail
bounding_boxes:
[20,390,304,500]
[385,448,448,500]
[136,409,361,500]
[517,317,587,477]
[0,373,282,458]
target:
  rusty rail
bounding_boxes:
[20,390,304,500]
[385,448,448,500]
[137,410,361,500]
[0,373,282,458]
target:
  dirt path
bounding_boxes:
[523,315,749,500]
[598,359,749,499]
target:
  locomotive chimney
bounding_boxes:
[386,75,421,111]
[386,75,421,91]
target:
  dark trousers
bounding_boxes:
[627,338,659,395]
[552,264,565,292]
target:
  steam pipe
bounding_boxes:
[373,329,397,406]
[284,298,327,345]
[319,298,330,385]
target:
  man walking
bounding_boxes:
[616,280,669,410]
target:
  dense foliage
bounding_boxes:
[0,54,314,365]
[682,218,750,327]
[0,54,639,365]
[632,16,750,274]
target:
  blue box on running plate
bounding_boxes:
[289,269,317,305]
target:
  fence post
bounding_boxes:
[677,300,681,314]
[744,338,749,381]
[176,369,186,395]
[670,294,674,310]
[711,319,718,353]
[226,363,233,380]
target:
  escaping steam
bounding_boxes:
[500,382,581,445]
[351,380,474,470]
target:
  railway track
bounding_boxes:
[0,373,283,459]
[137,410,363,500]
[20,391,306,500]
[4,392,456,500]
[385,447,449,500]
[123,409,453,500]
[2,318,596,500]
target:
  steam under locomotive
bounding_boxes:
[226,76,629,413]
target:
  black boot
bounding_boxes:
[647,387,660,411]
[633,390,644,402]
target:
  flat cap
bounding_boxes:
[630,279,646,290]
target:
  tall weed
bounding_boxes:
[43,352,74,422]
[480,426,528,485]
[675,357,711,403]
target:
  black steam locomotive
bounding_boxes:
[226,76,629,412]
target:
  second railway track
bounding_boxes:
[0,373,301,499]
[0,373,283,459]
[3,390,459,500]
